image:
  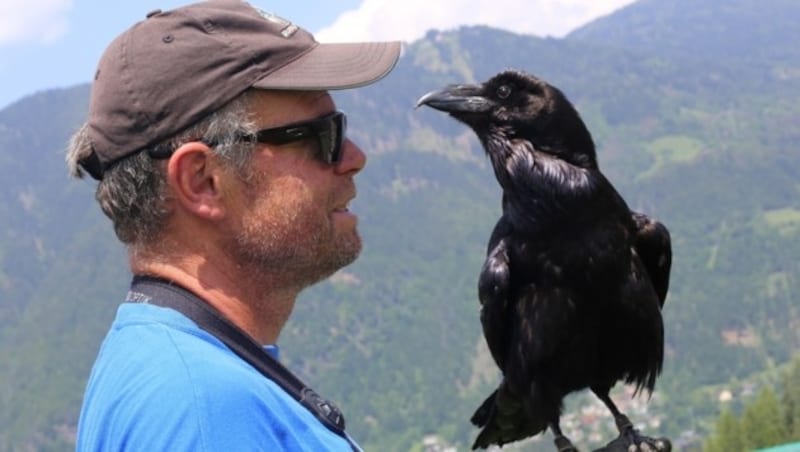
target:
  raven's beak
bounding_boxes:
[415,84,492,114]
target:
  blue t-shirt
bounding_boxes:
[77,302,359,451]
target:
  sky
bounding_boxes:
[0,0,637,110]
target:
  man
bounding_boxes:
[66,1,400,450]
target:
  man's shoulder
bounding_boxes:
[92,303,269,393]
[78,303,311,450]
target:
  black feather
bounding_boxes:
[417,70,672,450]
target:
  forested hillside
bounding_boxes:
[1,0,798,450]
[703,357,800,451]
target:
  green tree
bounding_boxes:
[782,356,800,441]
[741,387,787,450]
[703,409,745,452]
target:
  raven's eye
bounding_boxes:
[497,85,512,99]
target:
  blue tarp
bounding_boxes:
[756,442,800,452]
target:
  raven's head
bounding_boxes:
[416,70,597,169]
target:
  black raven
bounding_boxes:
[417,70,672,451]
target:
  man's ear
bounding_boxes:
[166,142,227,221]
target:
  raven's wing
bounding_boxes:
[478,215,514,370]
[472,280,578,449]
[631,211,672,307]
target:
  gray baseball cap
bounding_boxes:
[82,0,401,180]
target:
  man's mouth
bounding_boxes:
[333,198,353,213]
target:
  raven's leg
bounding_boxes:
[592,388,633,434]
[549,420,577,452]
[590,387,672,452]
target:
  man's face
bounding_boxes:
[221,90,366,287]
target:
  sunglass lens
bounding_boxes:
[322,113,346,165]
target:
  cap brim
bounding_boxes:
[252,41,402,91]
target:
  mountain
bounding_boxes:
[1,0,799,450]
[569,0,800,66]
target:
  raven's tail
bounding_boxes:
[470,389,497,428]
[470,380,549,449]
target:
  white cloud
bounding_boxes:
[315,0,637,43]
[0,0,72,46]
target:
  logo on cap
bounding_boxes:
[254,7,299,38]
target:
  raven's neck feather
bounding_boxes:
[483,137,613,233]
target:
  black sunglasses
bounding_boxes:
[243,111,347,165]
[149,111,348,165]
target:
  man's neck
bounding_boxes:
[130,251,299,345]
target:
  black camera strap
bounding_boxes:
[128,275,357,451]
